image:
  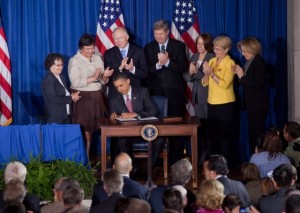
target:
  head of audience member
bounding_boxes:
[222,194,242,213]
[262,130,284,159]
[203,155,229,180]
[113,152,133,176]
[125,198,151,213]
[62,183,84,210]
[285,188,300,197]
[284,122,300,142]
[0,202,26,213]
[163,210,180,213]
[170,159,193,186]
[255,134,265,153]
[196,33,214,54]
[197,179,224,210]
[112,27,129,49]
[172,185,188,207]
[241,162,261,183]
[44,53,64,76]
[115,197,131,213]
[78,34,95,59]
[3,179,26,203]
[213,36,232,59]
[53,178,80,202]
[153,20,169,45]
[4,161,27,184]
[113,72,131,95]
[163,188,184,213]
[103,169,124,196]
[272,164,297,190]
[285,194,300,213]
[237,37,262,60]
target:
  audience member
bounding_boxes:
[203,155,250,208]
[91,153,149,207]
[42,53,81,124]
[250,130,291,178]
[0,202,26,213]
[149,159,196,213]
[232,37,268,154]
[202,36,236,168]
[104,26,148,98]
[163,188,184,213]
[144,19,188,162]
[258,164,297,213]
[285,194,300,213]
[241,162,266,207]
[3,179,26,203]
[172,185,188,208]
[125,198,151,213]
[195,179,224,213]
[62,184,85,212]
[283,121,300,167]
[90,169,124,213]
[0,161,40,213]
[41,178,80,213]
[68,33,113,156]
[183,33,214,164]
[222,194,242,213]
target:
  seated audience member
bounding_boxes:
[172,185,188,208]
[3,179,26,204]
[149,159,196,213]
[258,164,297,213]
[0,202,26,213]
[163,188,184,213]
[0,161,40,213]
[241,162,268,207]
[285,194,300,213]
[250,130,291,178]
[41,178,81,213]
[283,122,300,167]
[62,184,86,212]
[126,198,151,213]
[203,155,250,209]
[195,179,224,213]
[91,153,149,207]
[90,169,124,213]
[222,194,242,213]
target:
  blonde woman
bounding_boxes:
[202,36,236,167]
[196,179,225,213]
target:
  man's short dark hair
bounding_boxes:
[222,194,242,211]
[205,155,229,175]
[162,188,183,212]
[44,53,64,70]
[273,164,297,188]
[62,184,84,206]
[125,198,151,213]
[78,34,95,49]
[285,122,300,139]
[285,194,300,213]
[113,72,129,82]
[1,202,26,213]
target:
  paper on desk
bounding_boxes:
[138,116,158,121]
[116,117,137,121]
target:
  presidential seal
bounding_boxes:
[141,124,158,141]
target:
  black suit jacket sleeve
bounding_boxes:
[109,87,158,118]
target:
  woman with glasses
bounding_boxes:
[202,36,236,168]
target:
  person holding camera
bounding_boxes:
[283,121,300,168]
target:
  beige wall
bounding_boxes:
[287,0,300,122]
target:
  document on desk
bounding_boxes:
[116,117,158,122]
[138,116,158,121]
[116,117,137,121]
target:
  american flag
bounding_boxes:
[0,13,12,126]
[170,0,200,115]
[95,0,125,56]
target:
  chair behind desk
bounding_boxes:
[132,95,169,179]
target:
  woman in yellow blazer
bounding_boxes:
[202,36,236,167]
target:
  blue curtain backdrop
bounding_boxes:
[0,0,287,160]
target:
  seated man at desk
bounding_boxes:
[109,72,163,171]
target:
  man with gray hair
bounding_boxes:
[0,161,40,213]
[149,159,196,213]
[90,169,124,213]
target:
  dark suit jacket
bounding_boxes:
[217,176,250,208]
[41,72,72,123]
[144,38,188,116]
[90,192,124,213]
[104,44,148,97]
[0,191,40,213]
[149,184,196,213]
[91,176,149,207]
[239,55,268,111]
[258,188,288,213]
[109,86,157,118]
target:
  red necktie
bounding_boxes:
[126,95,133,113]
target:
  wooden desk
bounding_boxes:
[100,116,200,188]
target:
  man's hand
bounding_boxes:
[124,58,134,71]
[157,52,169,65]
[110,113,119,120]
[119,57,129,70]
